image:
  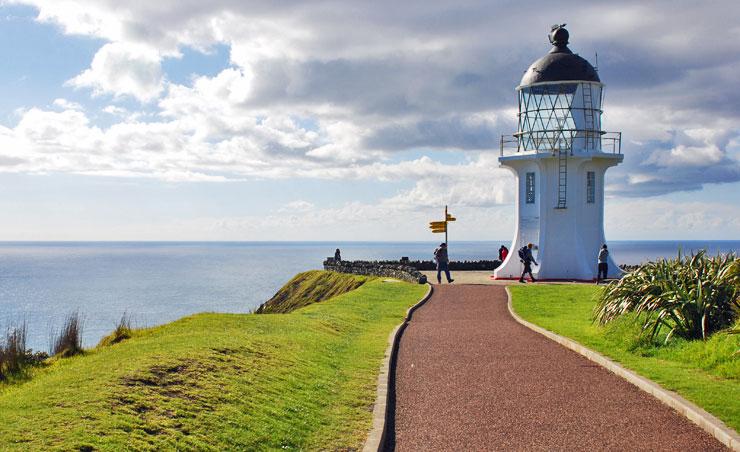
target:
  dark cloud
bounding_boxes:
[609,133,740,197]
[243,54,521,117]
[363,115,505,151]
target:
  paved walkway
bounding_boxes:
[421,270,503,285]
[389,285,725,451]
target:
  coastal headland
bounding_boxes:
[0,272,426,450]
[0,264,737,450]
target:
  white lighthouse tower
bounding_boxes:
[494,25,623,281]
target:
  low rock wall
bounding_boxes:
[401,259,500,271]
[323,259,427,284]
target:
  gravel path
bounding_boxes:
[389,285,726,451]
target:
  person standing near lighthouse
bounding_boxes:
[597,244,609,283]
[519,243,538,283]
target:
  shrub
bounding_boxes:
[594,251,739,342]
[98,313,133,347]
[52,312,84,357]
[0,322,27,380]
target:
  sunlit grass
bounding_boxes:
[511,284,740,432]
[0,275,426,450]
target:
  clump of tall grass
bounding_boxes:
[98,313,134,347]
[52,312,84,357]
[0,322,27,380]
[594,251,739,342]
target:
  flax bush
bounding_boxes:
[594,251,739,342]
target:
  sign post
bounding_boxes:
[429,205,456,245]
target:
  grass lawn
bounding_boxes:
[0,275,426,450]
[510,284,740,432]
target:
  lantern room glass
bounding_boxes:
[517,82,603,153]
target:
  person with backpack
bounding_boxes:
[597,244,609,284]
[434,242,454,284]
[518,243,538,283]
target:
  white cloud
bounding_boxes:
[2,0,739,201]
[52,98,83,111]
[606,199,740,239]
[280,200,315,212]
[67,42,164,102]
[102,105,128,116]
[171,198,516,241]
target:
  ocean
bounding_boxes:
[1,240,737,351]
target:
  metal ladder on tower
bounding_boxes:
[556,145,567,209]
[582,83,595,150]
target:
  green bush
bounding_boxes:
[594,251,739,341]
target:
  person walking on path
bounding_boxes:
[434,243,454,284]
[518,243,537,283]
[597,244,609,284]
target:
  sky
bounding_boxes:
[0,0,739,241]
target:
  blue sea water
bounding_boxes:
[0,240,737,351]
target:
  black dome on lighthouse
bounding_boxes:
[520,25,599,86]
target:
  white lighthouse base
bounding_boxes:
[494,151,622,281]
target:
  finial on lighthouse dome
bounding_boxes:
[520,25,599,86]
[549,24,569,47]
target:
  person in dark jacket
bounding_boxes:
[434,243,454,284]
[334,248,341,262]
[597,244,609,283]
[519,243,538,283]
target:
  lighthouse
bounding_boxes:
[494,25,623,281]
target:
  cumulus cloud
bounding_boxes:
[67,42,164,102]
[2,0,739,201]
[280,200,315,212]
[606,199,740,239]
[52,98,83,111]
[607,127,740,196]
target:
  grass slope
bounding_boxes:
[256,270,372,314]
[0,276,426,450]
[510,284,740,432]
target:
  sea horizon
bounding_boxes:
[2,239,737,352]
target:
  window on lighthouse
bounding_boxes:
[526,172,536,204]
[586,171,595,203]
[518,84,577,152]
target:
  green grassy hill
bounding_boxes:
[256,270,372,314]
[0,273,426,450]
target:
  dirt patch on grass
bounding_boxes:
[112,347,272,438]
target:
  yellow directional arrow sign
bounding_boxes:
[429,221,446,228]
[446,215,456,222]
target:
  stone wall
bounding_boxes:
[323,258,427,284]
[398,259,501,271]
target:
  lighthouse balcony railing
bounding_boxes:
[500,131,621,156]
